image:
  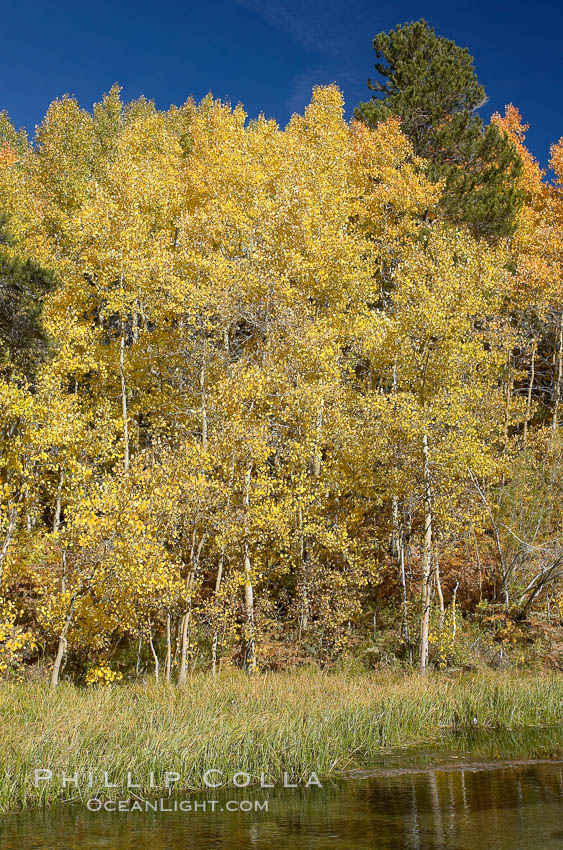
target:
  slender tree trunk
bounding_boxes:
[523,339,536,446]
[297,405,323,641]
[50,596,75,689]
[553,312,563,434]
[393,497,411,660]
[313,403,323,478]
[50,632,67,689]
[297,505,310,640]
[419,433,433,674]
[211,548,225,675]
[178,534,206,686]
[136,636,142,678]
[210,637,219,674]
[0,502,18,585]
[391,361,411,660]
[211,630,219,675]
[200,352,208,451]
[148,619,159,682]
[503,350,512,453]
[173,616,182,666]
[165,613,171,683]
[211,462,233,673]
[391,495,399,557]
[469,471,509,609]
[178,530,197,687]
[398,532,412,662]
[132,307,139,342]
[434,551,445,629]
[120,323,130,471]
[472,525,482,602]
[243,542,255,671]
[242,465,256,672]
[53,469,64,533]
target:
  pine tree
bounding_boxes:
[355,19,523,238]
[0,255,56,375]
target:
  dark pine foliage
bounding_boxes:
[355,19,523,239]
[0,228,56,377]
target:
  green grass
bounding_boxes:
[0,669,561,811]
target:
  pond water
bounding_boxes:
[2,728,562,850]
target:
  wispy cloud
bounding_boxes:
[233,0,367,57]
[233,1,369,115]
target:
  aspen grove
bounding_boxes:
[0,85,562,685]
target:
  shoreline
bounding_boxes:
[0,670,561,812]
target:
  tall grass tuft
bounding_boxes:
[0,670,561,811]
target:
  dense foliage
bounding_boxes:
[355,20,523,238]
[0,72,561,685]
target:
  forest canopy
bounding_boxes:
[0,26,562,686]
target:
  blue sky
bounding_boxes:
[2,0,562,167]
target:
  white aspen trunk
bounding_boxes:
[553,312,563,434]
[211,629,219,675]
[132,307,139,342]
[173,617,181,664]
[419,433,433,674]
[53,469,64,533]
[434,552,445,629]
[243,465,256,672]
[0,502,18,585]
[297,505,310,639]
[148,619,159,682]
[503,350,512,453]
[393,496,411,660]
[313,404,323,478]
[391,360,411,659]
[391,495,400,559]
[398,527,411,662]
[136,636,142,678]
[50,632,67,689]
[200,350,208,451]
[165,613,171,683]
[211,460,233,673]
[177,535,206,685]
[297,405,323,640]
[177,537,194,686]
[472,525,483,602]
[120,324,130,471]
[211,548,225,675]
[50,596,75,689]
[243,542,255,671]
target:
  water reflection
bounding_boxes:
[2,728,562,850]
